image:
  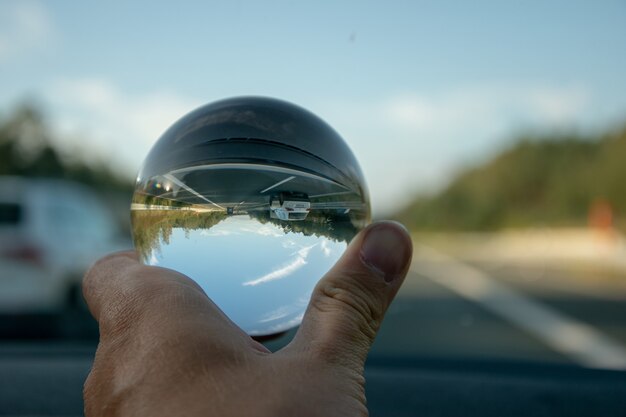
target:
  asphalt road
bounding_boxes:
[370,247,626,369]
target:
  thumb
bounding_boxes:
[286,221,412,368]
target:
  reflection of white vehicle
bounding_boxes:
[0,177,126,312]
[269,192,311,221]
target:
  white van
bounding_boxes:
[0,177,126,312]
[269,192,311,221]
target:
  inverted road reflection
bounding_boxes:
[131,162,368,335]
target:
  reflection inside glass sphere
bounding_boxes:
[131,97,369,335]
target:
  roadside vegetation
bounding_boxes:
[395,125,626,232]
[0,103,132,193]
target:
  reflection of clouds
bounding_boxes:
[248,313,305,336]
[320,239,332,257]
[282,239,297,249]
[200,229,237,237]
[296,295,311,305]
[243,244,317,286]
[198,215,285,237]
[270,313,304,333]
[242,257,306,287]
[258,296,311,323]
[255,225,283,237]
[291,244,316,258]
[259,305,291,323]
[240,225,283,237]
[149,252,159,265]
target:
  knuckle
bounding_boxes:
[312,275,386,343]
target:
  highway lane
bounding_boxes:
[466,260,626,346]
[370,245,626,369]
[371,269,572,364]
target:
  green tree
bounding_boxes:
[0,103,132,193]
[396,125,626,231]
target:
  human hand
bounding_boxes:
[82,221,413,417]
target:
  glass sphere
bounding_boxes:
[131,97,370,336]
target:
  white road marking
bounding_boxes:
[260,176,295,194]
[163,174,224,209]
[412,244,626,369]
[309,191,354,198]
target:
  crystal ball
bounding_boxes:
[131,96,370,336]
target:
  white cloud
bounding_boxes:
[293,244,316,258]
[242,256,307,287]
[523,87,589,124]
[44,77,202,173]
[384,96,435,129]
[248,312,305,336]
[258,304,292,323]
[319,83,591,215]
[148,252,159,266]
[380,84,590,134]
[282,240,297,249]
[0,1,55,62]
[320,239,332,257]
[200,229,236,237]
[240,224,283,237]
[243,244,316,286]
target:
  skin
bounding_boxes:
[83,221,413,417]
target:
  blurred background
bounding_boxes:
[1,1,626,370]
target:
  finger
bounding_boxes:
[83,251,262,352]
[82,250,205,323]
[285,221,412,368]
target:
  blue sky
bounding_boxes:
[1,1,625,215]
